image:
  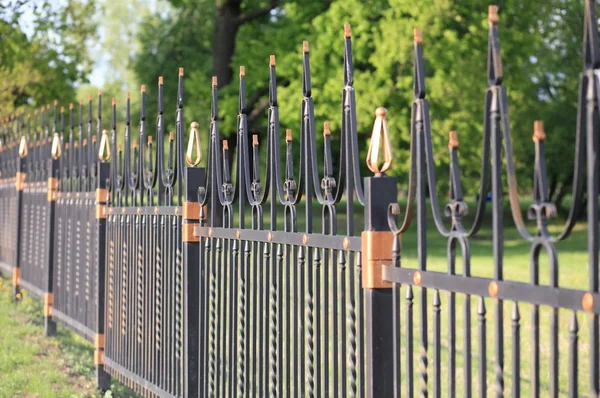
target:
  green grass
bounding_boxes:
[0,277,135,398]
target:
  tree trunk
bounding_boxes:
[213,0,242,88]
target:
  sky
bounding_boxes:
[14,0,167,88]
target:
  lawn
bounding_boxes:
[0,276,134,398]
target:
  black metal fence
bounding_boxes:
[2,2,600,397]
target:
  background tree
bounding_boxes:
[1,0,97,116]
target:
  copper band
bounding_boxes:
[96,205,107,219]
[43,293,54,317]
[12,268,20,286]
[183,223,200,242]
[95,188,108,203]
[182,202,200,220]
[15,172,26,191]
[361,231,395,288]
[94,350,104,365]
[95,334,105,350]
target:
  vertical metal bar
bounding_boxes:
[568,311,578,398]
[432,290,441,398]
[511,302,520,398]
[392,235,401,398]
[478,297,487,398]
[363,176,396,398]
[96,162,111,390]
[406,286,414,398]
[183,167,203,398]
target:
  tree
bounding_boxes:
[0,0,97,118]
[132,0,586,204]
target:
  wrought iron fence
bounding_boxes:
[1,2,600,398]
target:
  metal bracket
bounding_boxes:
[47,178,59,202]
[96,205,107,219]
[43,293,53,317]
[12,268,20,286]
[182,223,200,242]
[95,188,108,203]
[182,201,200,220]
[95,334,105,350]
[361,231,394,289]
[94,350,104,365]
[15,172,26,191]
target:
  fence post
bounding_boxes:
[44,134,60,336]
[362,175,397,398]
[13,136,26,301]
[95,160,110,390]
[182,166,204,398]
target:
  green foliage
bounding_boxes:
[0,0,97,116]
[130,0,587,199]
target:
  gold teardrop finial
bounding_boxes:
[18,135,28,158]
[51,133,62,159]
[366,107,393,176]
[98,129,111,161]
[186,121,202,166]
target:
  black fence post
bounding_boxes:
[95,160,110,391]
[13,136,26,301]
[44,136,60,336]
[182,166,204,398]
[362,175,397,398]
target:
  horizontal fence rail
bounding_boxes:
[1,2,600,398]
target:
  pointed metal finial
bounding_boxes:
[366,107,393,176]
[98,129,111,161]
[186,121,202,166]
[51,133,61,159]
[18,135,28,158]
